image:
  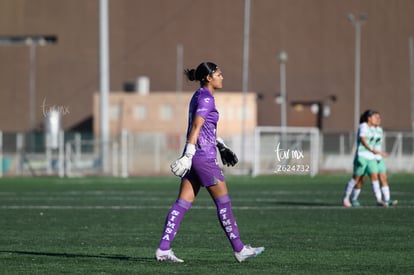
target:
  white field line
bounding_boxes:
[0,205,413,210]
[0,191,411,196]
[1,191,412,210]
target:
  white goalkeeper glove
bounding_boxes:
[170,143,196,177]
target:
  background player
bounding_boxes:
[342,110,387,207]
[351,112,398,206]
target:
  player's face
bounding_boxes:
[367,115,374,126]
[373,113,381,126]
[209,69,224,89]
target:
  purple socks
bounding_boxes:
[158,195,244,253]
[158,198,192,250]
[214,194,244,252]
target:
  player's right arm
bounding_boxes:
[360,133,386,157]
[360,136,373,152]
[187,115,205,146]
[170,93,210,177]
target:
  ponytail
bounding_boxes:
[184,62,218,85]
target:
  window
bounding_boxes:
[226,106,234,120]
[110,104,121,121]
[134,104,147,120]
[238,106,252,121]
[160,104,173,121]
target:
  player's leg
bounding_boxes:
[379,172,390,201]
[207,180,264,262]
[343,176,358,207]
[367,160,386,206]
[155,178,200,262]
[343,158,365,207]
[379,171,398,206]
[207,181,243,251]
[377,159,397,206]
[200,159,243,252]
[351,175,366,206]
[371,174,386,206]
[199,158,263,262]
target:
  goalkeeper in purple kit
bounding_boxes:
[155,62,264,263]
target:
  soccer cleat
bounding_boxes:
[351,200,360,207]
[155,248,184,263]
[234,245,265,263]
[376,201,389,207]
[343,198,352,208]
[387,199,398,206]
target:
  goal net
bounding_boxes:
[252,126,320,177]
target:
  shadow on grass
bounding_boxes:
[0,250,154,262]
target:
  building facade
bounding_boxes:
[93,91,257,138]
[1,0,414,133]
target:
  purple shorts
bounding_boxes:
[183,157,225,187]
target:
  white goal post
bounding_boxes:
[252,126,320,177]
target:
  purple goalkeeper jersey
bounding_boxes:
[186,87,218,159]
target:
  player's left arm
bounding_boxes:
[216,137,238,166]
[377,131,388,157]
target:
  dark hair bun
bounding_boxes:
[184,69,197,81]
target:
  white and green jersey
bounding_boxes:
[373,126,384,160]
[355,122,376,160]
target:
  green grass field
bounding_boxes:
[0,174,413,274]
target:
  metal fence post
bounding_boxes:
[58,130,64,178]
[121,129,128,178]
